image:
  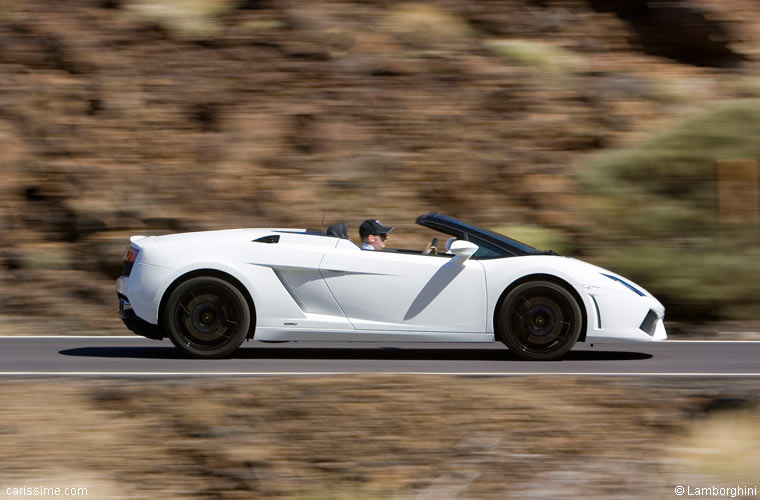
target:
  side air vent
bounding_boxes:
[590,295,602,329]
[253,235,280,244]
[639,309,658,336]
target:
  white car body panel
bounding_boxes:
[117,263,179,324]
[117,216,667,349]
[319,240,487,332]
[479,255,666,343]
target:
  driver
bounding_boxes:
[359,219,394,251]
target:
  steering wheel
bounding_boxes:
[423,237,438,255]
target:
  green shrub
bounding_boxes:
[575,100,760,320]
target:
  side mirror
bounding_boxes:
[449,240,478,263]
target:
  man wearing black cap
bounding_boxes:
[359,219,394,251]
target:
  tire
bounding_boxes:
[164,276,251,358]
[497,280,582,361]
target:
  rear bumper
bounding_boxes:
[118,294,164,340]
[117,265,179,325]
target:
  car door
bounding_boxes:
[319,241,487,332]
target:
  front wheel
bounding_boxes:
[164,276,251,358]
[497,280,582,361]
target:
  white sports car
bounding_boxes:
[116,213,666,360]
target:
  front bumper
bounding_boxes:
[584,287,667,343]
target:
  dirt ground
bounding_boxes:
[1,376,758,499]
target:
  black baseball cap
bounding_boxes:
[359,219,394,238]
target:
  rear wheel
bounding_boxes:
[164,276,250,358]
[497,280,582,361]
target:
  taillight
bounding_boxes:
[123,244,139,263]
[122,244,140,277]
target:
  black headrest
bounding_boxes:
[326,222,349,239]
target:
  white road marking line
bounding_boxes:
[664,339,760,342]
[0,336,140,339]
[1,372,760,376]
[1,336,760,342]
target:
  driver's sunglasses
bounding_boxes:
[375,233,389,240]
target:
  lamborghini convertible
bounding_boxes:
[116,213,666,360]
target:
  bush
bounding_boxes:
[575,100,760,320]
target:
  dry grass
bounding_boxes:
[671,409,760,483]
[1,377,759,499]
[125,0,238,39]
[484,39,582,75]
[382,3,473,49]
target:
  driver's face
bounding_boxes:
[369,233,388,250]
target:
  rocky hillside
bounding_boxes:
[2,0,760,333]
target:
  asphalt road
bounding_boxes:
[1,337,759,375]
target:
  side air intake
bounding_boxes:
[639,309,658,337]
[253,235,280,244]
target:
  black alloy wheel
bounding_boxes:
[165,276,251,358]
[498,280,582,361]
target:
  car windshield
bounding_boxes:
[466,224,539,254]
[415,213,546,259]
